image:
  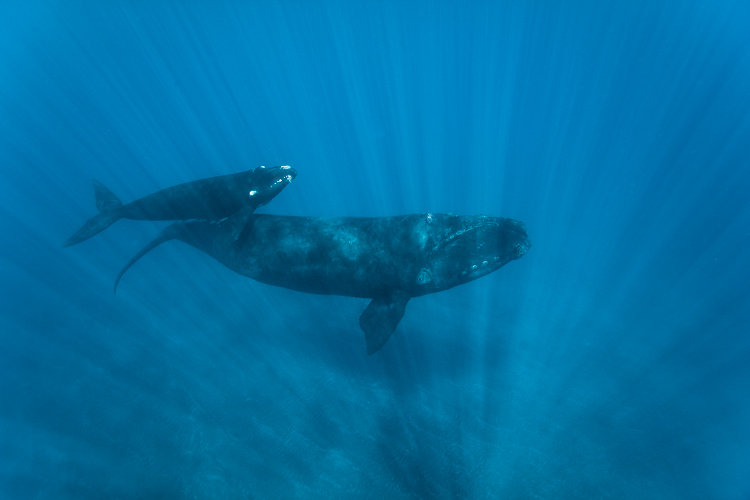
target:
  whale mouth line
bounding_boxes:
[269,172,295,186]
[460,256,501,278]
[433,220,500,253]
[252,170,297,200]
[267,176,292,189]
[253,165,297,191]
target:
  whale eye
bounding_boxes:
[416,268,432,285]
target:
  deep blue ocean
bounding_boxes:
[2,1,749,498]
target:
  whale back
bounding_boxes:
[224,214,429,298]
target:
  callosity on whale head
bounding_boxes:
[413,214,530,295]
[247,165,297,206]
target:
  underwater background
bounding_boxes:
[1,1,749,498]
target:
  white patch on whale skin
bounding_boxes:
[249,190,257,197]
[270,175,293,187]
[415,214,433,249]
[333,228,361,261]
[416,268,432,285]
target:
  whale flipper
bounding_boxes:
[359,292,410,354]
[63,180,123,247]
[228,205,257,246]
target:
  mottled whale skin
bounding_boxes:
[63,165,296,246]
[116,212,530,353]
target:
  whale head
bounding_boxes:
[247,165,297,206]
[414,215,530,293]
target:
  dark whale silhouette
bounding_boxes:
[115,211,530,354]
[63,165,296,246]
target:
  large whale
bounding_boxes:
[115,211,530,353]
[63,165,296,246]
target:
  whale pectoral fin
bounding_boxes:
[233,218,255,247]
[228,206,257,244]
[359,292,410,355]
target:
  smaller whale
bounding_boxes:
[63,165,296,246]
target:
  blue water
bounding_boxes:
[2,1,749,498]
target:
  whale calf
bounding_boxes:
[116,211,530,353]
[63,165,296,246]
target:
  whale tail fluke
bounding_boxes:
[114,223,184,294]
[63,180,124,247]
